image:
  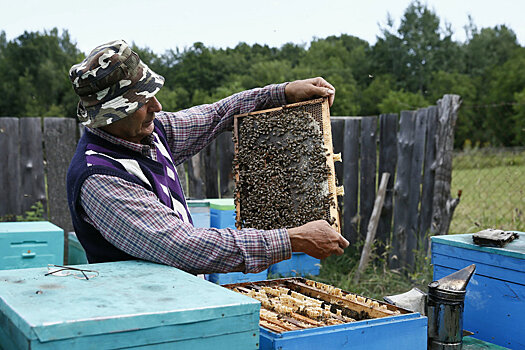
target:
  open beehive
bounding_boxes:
[233,97,343,232]
[225,278,409,334]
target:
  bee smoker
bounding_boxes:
[384,264,476,350]
[427,264,476,349]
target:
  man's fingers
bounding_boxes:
[339,235,350,248]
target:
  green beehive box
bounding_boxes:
[0,260,260,349]
[0,222,63,270]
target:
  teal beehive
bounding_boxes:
[0,260,260,349]
[432,232,525,350]
[0,221,63,270]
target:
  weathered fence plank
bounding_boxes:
[342,118,360,243]
[405,109,428,267]
[201,141,218,198]
[359,117,377,241]
[187,155,205,199]
[331,118,345,217]
[377,114,398,254]
[391,111,416,269]
[43,118,77,236]
[217,131,235,197]
[0,118,21,219]
[19,118,47,216]
[419,106,438,249]
[432,95,461,235]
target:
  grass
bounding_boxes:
[450,148,525,233]
[310,241,433,301]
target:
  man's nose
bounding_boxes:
[148,96,162,112]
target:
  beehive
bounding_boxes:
[233,98,343,232]
[225,278,427,350]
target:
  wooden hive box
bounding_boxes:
[0,260,260,349]
[233,97,343,233]
[224,278,427,350]
[431,232,525,350]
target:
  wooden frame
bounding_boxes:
[233,97,342,233]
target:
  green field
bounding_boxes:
[450,150,525,233]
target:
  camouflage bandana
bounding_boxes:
[69,40,165,128]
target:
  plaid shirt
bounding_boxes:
[80,83,292,274]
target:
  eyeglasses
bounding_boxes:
[45,265,99,280]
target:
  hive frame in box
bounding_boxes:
[224,278,427,350]
[233,97,342,233]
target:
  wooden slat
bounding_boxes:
[405,109,428,268]
[217,131,235,197]
[342,118,360,243]
[201,140,218,198]
[43,118,77,262]
[186,155,205,199]
[419,106,438,250]
[359,116,377,240]
[0,118,21,219]
[391,111,416,269]
[331,118,345,220]
[19,118,47,216]
[176,163,188,196]
[376,114,398,253]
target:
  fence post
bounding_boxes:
[0,118,21,219]
[342,118,360,243]
[391,111,416,269]
[377,114,398,254]
[431,95,461,236]
[43,117,78,263]
[359,117,377,240]
[20,118,47,216]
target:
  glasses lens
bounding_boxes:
[73,271,99,280]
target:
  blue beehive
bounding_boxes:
[269,253,320,277]
[0,260,260,349]
[67,232,88,265]
[0,221,63,270]
[207,198,268,284]
[260,313,427,350]
[431,232,525,350]
[209,198,236,229]
[187,199,211,228]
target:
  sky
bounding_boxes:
[0,0,523,54]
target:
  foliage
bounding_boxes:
[0,201,45,222]
[0,0,524,146]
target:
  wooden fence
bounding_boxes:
[0,95,459,269]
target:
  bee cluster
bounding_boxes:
[228,278,401,333]
[234,109,334,230]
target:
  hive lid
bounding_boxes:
[186,199,210,207]
[431,232,525,260]
[0,260,259,343]
[208,198,235,210]
[0,221,63,233]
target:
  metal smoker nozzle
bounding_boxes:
[429,264,476,292]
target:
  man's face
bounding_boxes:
[100,96,162,143]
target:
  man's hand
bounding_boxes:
[287,220,349,259]
[285,77,336,106]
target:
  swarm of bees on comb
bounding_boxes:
[227,278,403,334]
[234,108,335,230]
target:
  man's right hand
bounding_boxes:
[287,220,349,259]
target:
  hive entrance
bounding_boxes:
[233,98,341,231]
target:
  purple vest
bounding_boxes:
[67,120,192,263]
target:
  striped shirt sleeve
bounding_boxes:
[81,174,291,274]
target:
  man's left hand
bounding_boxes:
[285,77,335,106]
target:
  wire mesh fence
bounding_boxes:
[449,146,525,233]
